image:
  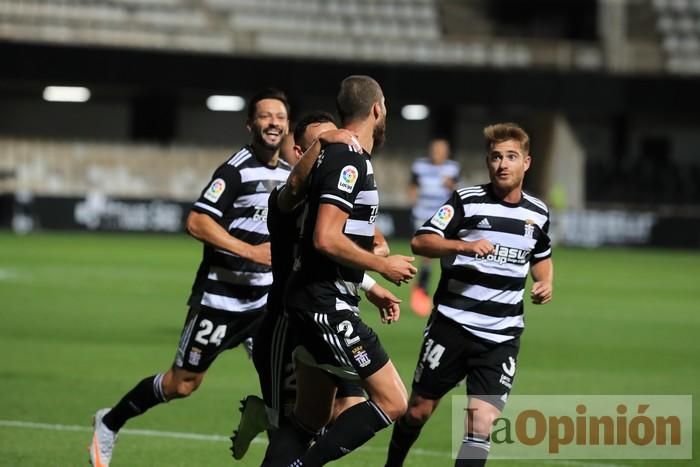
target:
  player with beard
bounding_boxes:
[89,89,292,467]
[231,111,402,464]
[271,76,416,467]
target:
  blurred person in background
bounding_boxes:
[88,88,292,467]
[385,123,553,467]
[408,138,460,316]
[232,110,400,465]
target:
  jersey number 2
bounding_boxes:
[337,320,361,346]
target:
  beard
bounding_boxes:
[372,117,387,149]
[252,124,284,151]
[491,172,523,195]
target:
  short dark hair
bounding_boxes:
[483,122,530,154]
[336,75,383,124]
[247,88,290,122]
[293,111,337,144]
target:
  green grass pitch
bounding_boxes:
[0,232,698,466]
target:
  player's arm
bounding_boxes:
[411,233,493,258]
[530,258,553,304]
[529,217,553,304]
[279,130,361,212]
[373,228,390,257]
[188,164,270,266]
[410,190,493,258]
[362,274,401,324]
[314,204,416,285]
[185,213,270,266]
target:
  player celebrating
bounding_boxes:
[408,138,461,316]
[89,89,292,467]
[232,111,401,464]
[385,123,554,467]
[268,75,415,467]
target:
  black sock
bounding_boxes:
[454,433,490,467]
[418,265,431,291]
[385,416,424,466]
[102,374,167,432]
[296,400,392,467]
[262,415,316,467]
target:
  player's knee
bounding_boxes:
[164,375,202,399]
[469,411,498,437]
[379,396,408,421]
[404,401,433,426]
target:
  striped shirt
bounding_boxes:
[188,146,291,314]
[411,158,461,227]
[287,143,378,313]
[416,184,551,343]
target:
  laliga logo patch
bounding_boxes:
[337,165,359,193]
[203,178,226,203]
[430,204,454,230]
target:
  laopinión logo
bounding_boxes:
[451,395,692,460]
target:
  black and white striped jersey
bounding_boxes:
[411,158,461,225]
[416,184,552,343]
[187,146,291,314]
[287,143,378,313]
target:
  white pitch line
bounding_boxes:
[0,419,632,465]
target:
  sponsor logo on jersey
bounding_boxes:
[430,204,454,230]
[524,219,535,239]
[477,217,492,229]
[203,178,225,203]
[475,244,530,265]
[338,165,359,193]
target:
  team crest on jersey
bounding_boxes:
[203,178,226,203]
[337,165,359,193]
[430,204,454,230]
[524,219,535,239]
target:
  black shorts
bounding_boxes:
[287,303,389,381]
[174,306,262,372]
[412,312,520,411]
[254,309,365,427]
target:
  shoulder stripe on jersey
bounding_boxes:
[229,149,253,167]
[193,202,223,217]
[227,148,248,166]
[458,185,484,193]
[523,193,549,212]
[320,193,353,210]
[459,187,485,195]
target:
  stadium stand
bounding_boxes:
[653,0,700,73]
[0,138,429,206]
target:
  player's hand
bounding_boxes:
[365,284,401,324]
[318,129,362,152]
[531,281,552,304]
[246,242,271,266]
[379,255,417,285]
[462,239,495,256]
